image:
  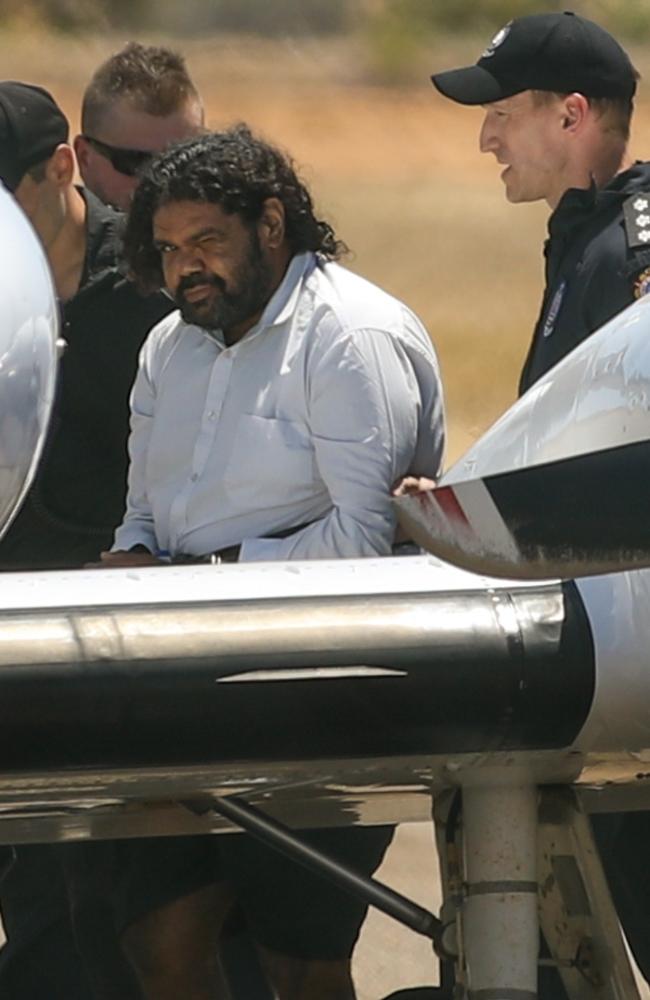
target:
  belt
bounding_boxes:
[171,520,317,565]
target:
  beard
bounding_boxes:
[175,232,274,335]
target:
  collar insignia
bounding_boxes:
[624,192,650,248]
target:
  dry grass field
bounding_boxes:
[3,26,650,998]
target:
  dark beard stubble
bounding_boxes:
[176,231,273,336]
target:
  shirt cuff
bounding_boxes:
[112,524,158,554]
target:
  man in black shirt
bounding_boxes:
[74,42,204,213]
[432,11,650,392]
[0,84,170,570]
[431,11,650,994]
[0,81,171,998]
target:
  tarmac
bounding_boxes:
[353,822,442,999]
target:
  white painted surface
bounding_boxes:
[0,554,547,611]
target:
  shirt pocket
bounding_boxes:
[223,414,318,504]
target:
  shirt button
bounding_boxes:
[207,410,216,420]
[191,473,199,482]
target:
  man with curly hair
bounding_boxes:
[99,124,445,999]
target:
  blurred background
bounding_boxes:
[2,9,650,990]
[3,0,650,462]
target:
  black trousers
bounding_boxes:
[0,844,142,1000]
[3,815,648,999]
[0,845,94,1000]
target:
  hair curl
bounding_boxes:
[123,124,348,292]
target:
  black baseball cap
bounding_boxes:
[0,81,69,192]
[431,11,637,106]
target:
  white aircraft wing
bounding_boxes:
[395,294,650,578]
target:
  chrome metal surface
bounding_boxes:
[0,565,591,773]
[0,186,58,539]
[0,555,595,845]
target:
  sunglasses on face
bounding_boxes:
[81,135,154,177]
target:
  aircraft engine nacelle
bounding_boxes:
[0,555,647,846]
[0,185,58,538]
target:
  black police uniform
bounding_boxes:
[0,188,171,1000]
[519,161,650,998]
[520,160,650,393]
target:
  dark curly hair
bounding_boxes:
[124,124,348,292]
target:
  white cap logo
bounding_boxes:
[482,22,512,59]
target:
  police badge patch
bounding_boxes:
[633,267,650,299]
[542,280,566,338]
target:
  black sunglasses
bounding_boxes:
[81,135,154,177]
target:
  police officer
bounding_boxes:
[432,10,650,392]
[431,10,650,995]
[0,81,171,999]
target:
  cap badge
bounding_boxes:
[634,267,650,299]
[482,22,511,59]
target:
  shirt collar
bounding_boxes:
[250,250,316,333]
[79,186,124,285]
[203,251,316,348]
[548,162,650,242]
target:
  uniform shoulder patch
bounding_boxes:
[623,193,650,248]
[633,266,650,299]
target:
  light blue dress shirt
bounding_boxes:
[114,252,444,561]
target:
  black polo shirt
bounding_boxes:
[0,189,171,569]
[520,161,650,394]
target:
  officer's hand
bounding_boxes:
[392,476,436,497]
[87,549,162,569]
